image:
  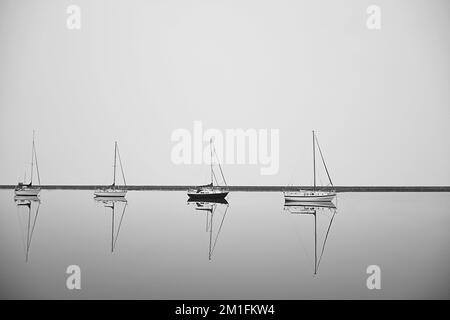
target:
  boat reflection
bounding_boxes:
[187,199,229,261]
[94,196,128,253]
[14,195,41,262]
[284,200,337,275]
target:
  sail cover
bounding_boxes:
[196,183,213,188]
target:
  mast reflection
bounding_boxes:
[14,195,41,262]
[284,200,337,275]
[187,199,229,261]
[95,196,128,253]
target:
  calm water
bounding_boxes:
[0,190,449,299]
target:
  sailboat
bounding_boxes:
[187,139,229,201]
[95,196,128,252]
[284,131,336,202]
[15,131,41,196]
[284,201,337,275]
[15,195,41,262]
[187,199,229,261]
[94,141,127,198]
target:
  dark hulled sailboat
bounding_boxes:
[187,139,229,201]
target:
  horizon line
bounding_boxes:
[1,185,449,192]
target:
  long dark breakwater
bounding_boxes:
[1,185,449,192]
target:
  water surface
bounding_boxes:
[0,190,449,299]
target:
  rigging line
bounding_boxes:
[213,145,227,186]
[113,202,128,250]
[317,209,337,272]
[28,201,40,250]
[211,204,229,253]
[317,209,333,220]
[210,156,220,186]
[116,144,127,186]
[212,168,219,186]
[314,134,333,187]
[33,142,41,186]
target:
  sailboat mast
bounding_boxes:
[33,134,41,186]
[210,139,213,187]
[116,144,127,186]
[312,130,316,191]
[113,142,117,186]
[213,145,227,187]
[315,135,333,187]
[30,131,35,185]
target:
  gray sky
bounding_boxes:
[0,0,449,186]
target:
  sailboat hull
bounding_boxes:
[14,195,41,204]
[94,196,127,203]
[94,190,127,198]
[284,201,336,209]
[187,191,228,201]
[284,191,336,202]
[187,198,229,206]
[14,188,40,196]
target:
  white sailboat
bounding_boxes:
[15,131,41,196]
[284,131,336,202]
[187,139,229,201]
[94,141,127,198]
